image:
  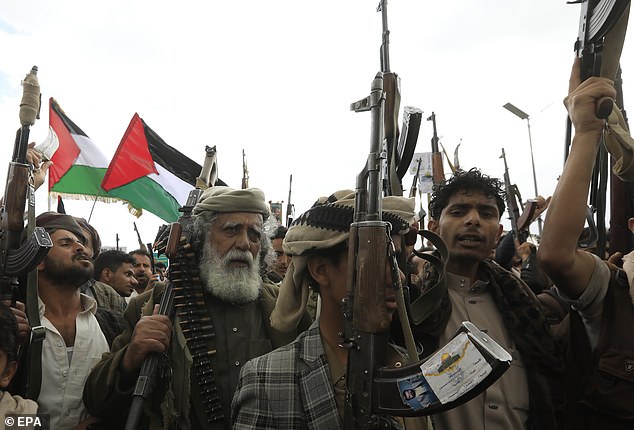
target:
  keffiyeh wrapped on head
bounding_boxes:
[270,190,414,333]
[192,186,270,218]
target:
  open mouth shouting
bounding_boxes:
[456,233,484,247]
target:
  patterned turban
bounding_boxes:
[270,190,414,333]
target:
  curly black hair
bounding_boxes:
[428,168,506,220]
[0,303,19,362]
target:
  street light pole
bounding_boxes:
[502,102,543,236]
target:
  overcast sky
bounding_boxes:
[0,1,632,251]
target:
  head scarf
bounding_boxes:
[192,186,269,219]
[35,212,86,243]
[270,190,414,332]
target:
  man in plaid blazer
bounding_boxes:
[232,191,427,429]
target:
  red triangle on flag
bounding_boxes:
[101,113,158,191]
[49,98,80,188]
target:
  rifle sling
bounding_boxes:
[409,230,448,325]
[25,182,45,400]
[601,4,634,182]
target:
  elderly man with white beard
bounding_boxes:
[83,186,287,430]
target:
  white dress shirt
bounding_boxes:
[37,294,109,430]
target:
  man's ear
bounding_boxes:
[0,360,17,388]
[496,224,504,243]
[101,268,112,282]
[628,217,634,233]
[307,255,330,289]
[427,219,439,233]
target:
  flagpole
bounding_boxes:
[87,189,102,223]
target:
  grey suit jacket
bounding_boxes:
[232,320,342,429]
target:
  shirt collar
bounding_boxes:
[38,292,98,316]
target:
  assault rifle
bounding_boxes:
[428,112,445,184]
[565,0,631,256]
[124,147,216,430]
[500,148,530,244]
[132,222,147,252]
[241,149,248,189]
[2,67,53,401]
[0,66,52,303]
[408,157,422,199]
[286,174,294,227]
[343,3,512,428]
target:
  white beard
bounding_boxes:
[199,242,261,305]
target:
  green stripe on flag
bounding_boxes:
[106,176,182,222]
[50,165,110,196]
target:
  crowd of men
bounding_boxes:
[0,58,631,430]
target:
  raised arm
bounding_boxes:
[538,58,616,298]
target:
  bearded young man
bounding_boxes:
[129,249,158,295]
[13,213,121,430]
[83,186,286,430]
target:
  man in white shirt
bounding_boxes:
[32,212,111,430]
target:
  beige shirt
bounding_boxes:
[555,252,611,349]
[432,272,530,430]
[37,294,109,430]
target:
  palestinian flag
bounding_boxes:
[43,98,114,200]
[101,113,201,222]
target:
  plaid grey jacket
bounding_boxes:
[232,320,342,429]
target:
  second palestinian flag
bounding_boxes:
[101,114,201,222]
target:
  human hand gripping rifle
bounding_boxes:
[125,148,217,430]
[343,4,512,428]
[564,0,631,256]
[0,66,52,303]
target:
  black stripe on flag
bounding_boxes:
[50,98,90,138]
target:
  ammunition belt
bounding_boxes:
[169,246,224,423]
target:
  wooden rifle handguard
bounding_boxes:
[516,199,538,232]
